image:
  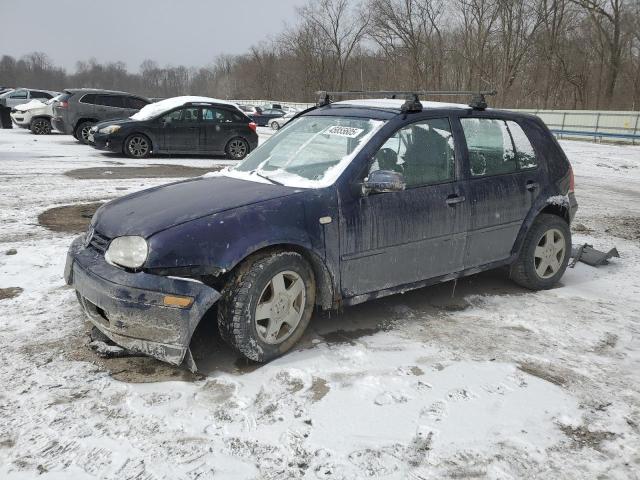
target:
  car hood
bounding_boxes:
[93,175,302,238]
[14,100,45,112]
[94,118,137,130]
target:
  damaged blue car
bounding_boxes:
[65,92,578,370]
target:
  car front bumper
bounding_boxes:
[65,236,221,367]
[10,113,29,128]
[90,132,124,151]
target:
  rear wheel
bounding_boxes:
[74,121,95,144]
[270,120,280,130]
[217,251,315,362]
[510,214,571,290]
[30,118,51,135]
[124,134,151,158]
[225,137,249,160]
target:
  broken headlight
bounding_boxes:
[105,236,148,269]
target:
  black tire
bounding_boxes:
[30,118,52,135]
[124,133,152,159]
[510,213,571,290]
[74,121,95,144]
[270,121,280,130]
[217,251,316,362]
[225,137,250,160]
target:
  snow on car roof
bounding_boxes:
[131,96,239,121]
[333,98,471,110]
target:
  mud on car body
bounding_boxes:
[65,92,578,370]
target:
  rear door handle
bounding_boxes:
[526,181,539,191]
[446,194,466,206]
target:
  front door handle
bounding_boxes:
[526,181,539,191]
[446,194,466,206]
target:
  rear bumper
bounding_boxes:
[65,236,220,366]
[52,117,70,134]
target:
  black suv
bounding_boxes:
[52,89,150,143]
[65,92,577,369]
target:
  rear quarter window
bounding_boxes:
[80,94,97,104]
[506,120,537,169]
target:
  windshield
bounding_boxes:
[230,116,385,188]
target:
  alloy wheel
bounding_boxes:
[128,136,149,158]
[229,139,248,159]
[32,119,50,135]
[254,270,306,345]
[534,228,566,279]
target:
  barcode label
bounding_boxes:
[325,126,364,138]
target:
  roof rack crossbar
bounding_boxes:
[316,89,498,111]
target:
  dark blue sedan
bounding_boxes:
[65,96,577,370]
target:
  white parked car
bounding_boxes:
[0,88,59,109]
[269,111,297,130]
[10,95,62,134]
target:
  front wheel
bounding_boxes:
[124,134,151,158]
[510,213,571,290]
[225,138,249,160]
[217,251,315,362]
[31,118,52,135]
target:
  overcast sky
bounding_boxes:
[0,0,307,72]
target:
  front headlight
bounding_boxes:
[105,236,148,269]
[98,125,121,134]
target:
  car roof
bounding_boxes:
[65,88,147,98]
[306,98,539,122]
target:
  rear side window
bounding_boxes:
[507,121,537,169]
[80,94,97,104]
[126,97,148,110]
[461,118,516,177]
[95,95,124,108]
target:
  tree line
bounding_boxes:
[1,0,639,110]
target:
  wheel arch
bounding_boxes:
[511,197,571,257]
[225,243,335,310]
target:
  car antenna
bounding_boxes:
[316,90,498,111]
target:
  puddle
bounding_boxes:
[0,287,23,300]
[65,164,222,180]
[38,202,104,233]
[319,327,381,345]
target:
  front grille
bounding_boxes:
[89,230,111,253]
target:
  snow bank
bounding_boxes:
[130,96,240,121]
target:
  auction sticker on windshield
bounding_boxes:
[325,126,364,138]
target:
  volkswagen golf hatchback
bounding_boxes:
[65,94,577,370]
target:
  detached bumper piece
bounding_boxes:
[570,243,620,268]
[65,236,220,370]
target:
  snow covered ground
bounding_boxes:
[0,127,639,479]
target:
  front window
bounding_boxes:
[232,116,385,188]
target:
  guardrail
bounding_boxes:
[513,110,640,143]
[234,100,640,144]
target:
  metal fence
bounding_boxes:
[234,99,640,144]
[513,109,640,143]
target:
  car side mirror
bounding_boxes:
[362,170,406,196]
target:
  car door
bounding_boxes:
[159,107,201,152]
[94,94,127,121]
[200,106,237,153]
[339,117,469,297]
[460,116,543,267]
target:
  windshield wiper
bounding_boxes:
[252,170,284,186]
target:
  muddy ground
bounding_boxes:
[65,164,221,180]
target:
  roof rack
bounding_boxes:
[316,90,498,112]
